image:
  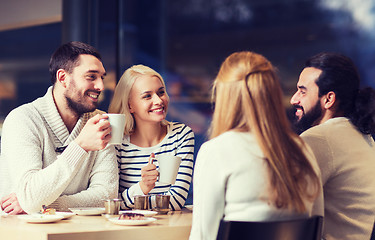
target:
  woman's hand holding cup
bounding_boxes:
[139,153,158,194]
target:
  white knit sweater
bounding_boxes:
[0,87,119,213]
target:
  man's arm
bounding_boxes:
[1,108,114,213]
[1,108,89,213]
[48,145,119,211]
[301,131,334,185]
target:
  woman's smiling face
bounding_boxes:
[128,74,169,125]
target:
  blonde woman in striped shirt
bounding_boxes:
[109,65,195,210]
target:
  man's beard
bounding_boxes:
[66,95,98,116]
[64,77,99,116]
[293,100,322,134]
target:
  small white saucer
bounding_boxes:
[68,207,105,216]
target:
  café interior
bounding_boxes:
[0,0,375,239]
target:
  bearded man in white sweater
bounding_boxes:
[290,52,375,240]
[0,41,119,214]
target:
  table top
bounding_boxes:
[0,207,193,240]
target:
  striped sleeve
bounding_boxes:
[165,123,195,210]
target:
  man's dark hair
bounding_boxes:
[305,52,375,134]
[49,41,102,84]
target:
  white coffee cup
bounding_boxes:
[157,155,182,185]
[104,114,125,145]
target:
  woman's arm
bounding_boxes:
[189,142,226,240]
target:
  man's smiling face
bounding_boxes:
[290,67,323,133]
[64,54,106,115]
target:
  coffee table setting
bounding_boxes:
[100,194,172,226]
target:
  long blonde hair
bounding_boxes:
[108,64,169,135]
[211,51,320,213]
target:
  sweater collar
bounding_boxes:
[321,117,349,126]
[33,86,91,147]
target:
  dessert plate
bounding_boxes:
[56,211,75,219]
[108,217,157,226]
[119,210,158,217]
[18,214,64,223]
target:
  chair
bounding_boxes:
[370,221,375,240]
[216,216,323,240]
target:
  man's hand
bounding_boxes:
[74,114,112,152]
[1,193,26,215]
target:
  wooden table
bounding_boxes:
[0,208,192,240]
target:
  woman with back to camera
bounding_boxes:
[108,65,194,211]
[189,51,323,239]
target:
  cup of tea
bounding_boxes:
[155,194,171,214]
[157,155,182,185]
[103,199,123,215]
[103,113,126,145]
[134,195,150,210]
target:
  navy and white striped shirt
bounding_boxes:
[116,122,195,210]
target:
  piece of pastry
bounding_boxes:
[118,212,144,220]
[40,205,56,215]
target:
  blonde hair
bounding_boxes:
[108,64,169,135]
[211,51,320,213]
